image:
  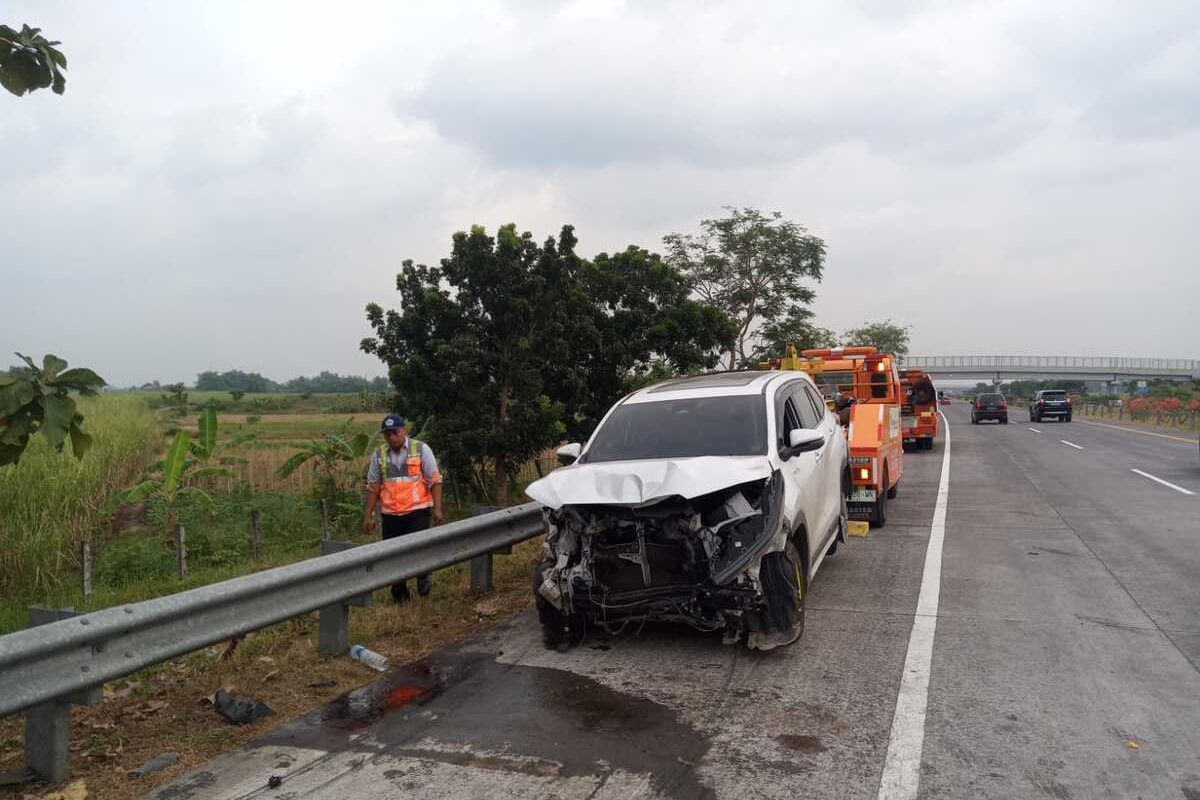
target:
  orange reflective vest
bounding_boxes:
[377,440,434,515]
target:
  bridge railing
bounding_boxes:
[901,356,1199,371]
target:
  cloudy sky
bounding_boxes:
[4,0,1198,386]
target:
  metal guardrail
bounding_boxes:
[0,503,544,720]
[902,355,1199,371]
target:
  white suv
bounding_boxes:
[526,370,849,651]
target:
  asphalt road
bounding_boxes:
[142,405,1200,800]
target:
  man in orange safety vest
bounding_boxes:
[362,413,444,601]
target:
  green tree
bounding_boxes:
[0,24,66,97]
[548,245,735,439]
[363,224,577,504]
[843,319,912,356]
[0,353,105,466]
[752,309,838,364]
[664,207,826,369]
[363,226,735,500]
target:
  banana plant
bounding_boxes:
[277,418,371,509]
[107,431,231,541]
[0,353,105,466]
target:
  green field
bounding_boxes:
[0,394,499,633]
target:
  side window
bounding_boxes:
[802,385,828,425]
[792,386,821,429]
[781,398,803,442]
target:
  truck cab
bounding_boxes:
[762,345,904,527]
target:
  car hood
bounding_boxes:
[525,456,775,509]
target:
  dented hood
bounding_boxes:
[525,456,774,509]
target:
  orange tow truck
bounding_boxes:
[899,368,939,451]
[762,344,904,527]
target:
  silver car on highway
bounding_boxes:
[526,370,849,651]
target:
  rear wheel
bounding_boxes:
[758,541,806,646]
[870,469,889,528]
[923,437,933,451]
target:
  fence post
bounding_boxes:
[316,540,370,655]
[469,506,507,593]
[250,509,261,561]
[79,540,92,599]
[320,499,330,541]
[22,607,103,783]
[175,523,187,580]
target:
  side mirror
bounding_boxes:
[555,442,582,466]
[781,428,825,459]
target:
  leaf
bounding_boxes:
[0,378,35,417]
[68,422,92,459]
[189,466,233,480]
[42,394,76,449]
[0,441,26,466]
[217,455,248,465]
[350,432,371,457]
[227,433,257,447]
[276,450,315,478]
[196,404,218,457]
[42,779,88,800]
[41,354,68,380]
[176,486,214,507]
[162,432,191,494]
[55,368,105,391]
[106,480,161,512]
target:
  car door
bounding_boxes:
[801,382,844,541]
[775,384,820,554]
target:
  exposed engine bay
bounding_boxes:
[534,471,805,651]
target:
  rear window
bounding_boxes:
[1041,391,1068,400]
[978,393,1004,401]
[585,395,767,463]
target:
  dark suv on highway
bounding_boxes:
[971,392,1008,424]
[1030,390,1072,423]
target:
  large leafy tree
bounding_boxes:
[843,319,911,356]
[752,308,838,364]
[664,207,826,369]
[551,245,735,440]
[1,24,67,97]
[362,225,734,502]
[363,224,579,503]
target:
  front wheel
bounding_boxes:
[870,469,889,528]
[1065,414,1072,422]
[757,541,806,647]
[534,560,584,649]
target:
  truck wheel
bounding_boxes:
[923,437,933,450]
[887,474,898,499]
[533,560,584,649]
[870,470,889,528]
[1065,414,1072,422]
[759,541,806,645]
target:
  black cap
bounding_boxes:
[380,414,405,432]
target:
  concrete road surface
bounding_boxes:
[142,406,1200,800]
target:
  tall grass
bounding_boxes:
[0,395,159,599]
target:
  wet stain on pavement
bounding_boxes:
[153,770,216,799]
[776,734,826,753]
[264,652,715,798]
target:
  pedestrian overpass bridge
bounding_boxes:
[899,355,1200,382]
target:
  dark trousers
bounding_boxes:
[381,508,432,601]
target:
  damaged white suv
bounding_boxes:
[526,370,849,651]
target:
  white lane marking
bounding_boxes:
[1130,468,1196,496]
[1078,418,1198,444]
[1061,440,1084,450]
[1028,427,1042,434]
[877,412,951,800]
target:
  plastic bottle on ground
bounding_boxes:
[349,644,389,672]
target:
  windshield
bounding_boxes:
[584,395,767,462]
[810,372,855,399]
[1041,391,1067,400]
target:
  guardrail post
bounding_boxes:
[317,540,370,656]
[79,541,92,599]
[320,499,331,540]
[175,523,187,580]
[250,509,261,561]
[23,606,102,784]
[469,506,508,593]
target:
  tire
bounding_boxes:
[922,437,933,451]
[1065,414,1072,422]
[1032,413,1040,423]
[887,474,898,499]
[870,469,889,528]
[534,559,584,649]
[758,541,806,645]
